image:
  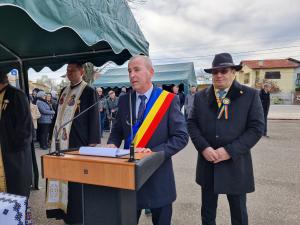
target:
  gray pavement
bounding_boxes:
[30,120,300,225]
[268,105,300,120]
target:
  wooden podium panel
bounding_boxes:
[42,151,150,190]
[42,150,165,225]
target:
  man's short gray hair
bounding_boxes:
[128,55,153,70]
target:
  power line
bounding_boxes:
[149,36,300,54]
[150,44,300,61]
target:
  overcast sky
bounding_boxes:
[130,0,300,71]
[29,0,300,81]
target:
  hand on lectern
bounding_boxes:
[135,148,152,153]
[106,144,117,148]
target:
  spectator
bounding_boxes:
[119,86,127,97]
[172,85,185,110]
[36,91,55,150]
[259,83,271,137]
[105,90,119,131]
[184,85,197,119]
[96,87,106,138]
[30,100,41,142]
[31,88,40,104]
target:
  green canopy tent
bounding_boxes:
[0,0,149,94]
[0,0,148,191]
[93,62,197,93]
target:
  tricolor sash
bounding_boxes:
[125,89,175,149]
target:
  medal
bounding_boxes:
[217,98,230,120]
[77,100,81,113]
[2,99,9,111]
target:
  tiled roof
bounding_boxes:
[241,59,300,69]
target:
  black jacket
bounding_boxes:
[259,89,270,115]
[108,87,189,208]
[188,81,264,194]
[0,85,32,197]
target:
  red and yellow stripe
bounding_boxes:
[134,90,175,148]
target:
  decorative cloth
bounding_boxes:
[0,192,27,225]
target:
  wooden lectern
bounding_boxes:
[42,151,164,225]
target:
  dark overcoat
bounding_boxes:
[0,84,32,197]
[187,81,264,194]
[108,87,189,209]
[259,89,270,115]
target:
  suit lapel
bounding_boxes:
[225,80,244,103]
[130,91,137,123]
[205,81,245,113]
[205,85,219,112]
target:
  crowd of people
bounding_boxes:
[0,53,272,225]
[29,89,57,150]
[28,74,195,153]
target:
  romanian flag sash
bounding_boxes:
[125,88,175,149]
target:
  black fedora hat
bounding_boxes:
[204,53,242,73]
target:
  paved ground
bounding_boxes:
[29,119,300,225]
[268,105,300,120]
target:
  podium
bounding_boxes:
[41,151,164,225]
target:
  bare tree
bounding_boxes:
[36,75,57,90]
[82,62,101,85]
[58,79,69,92]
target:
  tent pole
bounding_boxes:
[21,64,30,96]
[0,41,26,91]
[0,48,114,65]
[18,61,26,92]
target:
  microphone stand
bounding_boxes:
[128,90,135,162]
[53,99,100,157]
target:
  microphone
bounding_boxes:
[128,89,135,162]
[52,98,101,157]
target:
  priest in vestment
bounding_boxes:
[0,70,32,197]
[47,61,100,224]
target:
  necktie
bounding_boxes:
[137,95,147,122]
[217,90,226,108]
[218,90,226,99]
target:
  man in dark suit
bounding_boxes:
[0,70,32,197]
[187,53,265,225]
[107,55,189,225]
[259,83,271,137]
[172,85,185,110]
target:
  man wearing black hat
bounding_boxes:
[187,53,265,225]
[0,70,33,197]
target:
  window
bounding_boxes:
[296,73,300,86]
[255,71,260,83]
[265,71,281,79]
[244,73,250,84]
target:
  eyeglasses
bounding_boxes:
[212,68,231,75]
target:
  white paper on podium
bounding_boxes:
[79,147,130,157]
